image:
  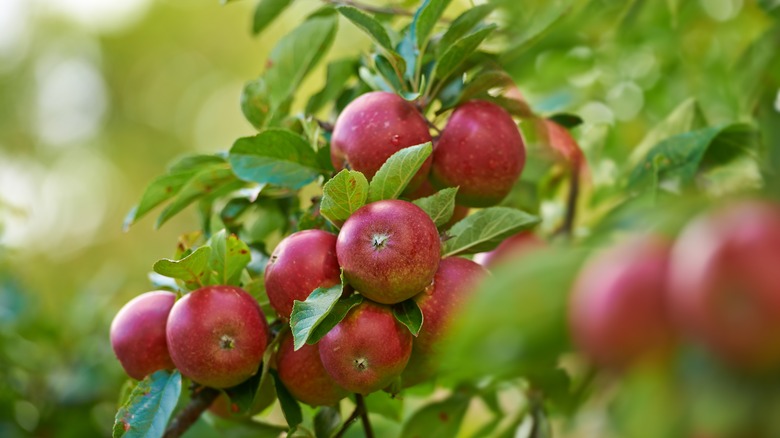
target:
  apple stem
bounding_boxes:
[333,393,374,438]
[163,385,219,438]
[356,393,375,438]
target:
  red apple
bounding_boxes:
[402,257,487,387]
[276,332,349,406]
[166,285,269,388]
[569,235,675,370]
[318,301,412,394]
[331,91,433,191]
[668,200,780,370]
[431,100,526,207]
[110,291,176,380]
[473,232,545,268]
[336,200,441,304]
[265,230,341,320]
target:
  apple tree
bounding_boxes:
[111,1,780,437]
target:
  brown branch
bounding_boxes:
[163,386,220,438]
[557,164,581,238]
[323,0,414,17]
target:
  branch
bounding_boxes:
[557,164,581,238]
[356,393,375,438]
[333,393,374,438]
[163,386,220,438]
[323,0,414,17]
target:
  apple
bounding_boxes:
[166,285,269,388]
[473,232,545,268]
[276,332,349,406]
[402,257,487,387]
[318,301,413,394]
[265,229,341,320]
[569,235,675,370]
[331,91,432,192]
[208,377,276,418]
[110,291,176,380]
[668,200,780,370]
[431,100,526,207]
[336,200,441,304]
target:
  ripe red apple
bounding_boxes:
[336,200,441,304]
[318,301,413,394]
[668,200,780,371]
[473,232,545,268]
[110,291,176,380]
[431,100,526,207]
[402,257,487,387]
[166,285,269,388]
[208,377,276,418]
[331,91,433,191]
[265,229,341,320]
[569,235,675,370]
[276,332,349,406]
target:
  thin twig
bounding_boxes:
[316,118,335,132]
[163,386,220,438]
[333,395,364,438]
[558,164,581,238]
[356,394,374,438]
[323,0,415,17]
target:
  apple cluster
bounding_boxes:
[569,199,780,373]
[109,89,532,407]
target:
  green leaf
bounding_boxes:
[270,369,303,431]
[113,370,182,438]
[153,246,212,291]
[363,392,403,422]
[336,6,395,54]
[155,165,237,228]
[124,155,226,229]
[433,25,497,84]
[449,69,514,108]
[400,393,471,438]
[306,59,357,115]
[264,15,338,108]
[367,143,432,202]
[289,284,344,350]
[374,54,405,93]
[205,229,251,286]
[224,325,286,415]
[393,299,424,337]
[628,98,704,165]
[320,170,369,226]
[437,4,495,55]
[413,0,453,50]
[441,249,586,381]
[412,187,458,228]
[229,129,324,190]
[314,407,341,438]
[307,294,364,345]
[443,207,540,257]
[252,0,293,35]
[628,123,758,191]
[244,14,338,128]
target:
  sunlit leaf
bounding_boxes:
[153,246,212,291]
[443,207,540,256]
[367,143,432,202]
[289,284,343,350]
[412,187,458,228]
[320,170,369,227]
[113,371,182,438]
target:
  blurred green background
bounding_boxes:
[0,0,778,436]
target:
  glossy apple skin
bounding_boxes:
[569,235,675,370]
[668,201,780,371]
[336,200,441,304]
[331,91,433,191]
[276,332,349,406]
[402,258,487,387]
[166,286,269,388]
[110,291,176,380]
[431,100,526,207]
[473,232,545,268]
[265,230,341,320]
[318,301,412,394]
